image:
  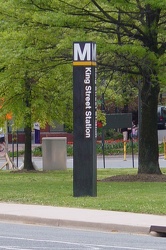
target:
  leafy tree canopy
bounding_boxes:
[0,0,73,130]
[0,0,166,173]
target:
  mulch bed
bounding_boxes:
[100,174,166,182]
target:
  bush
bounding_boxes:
[105,129,123,140]
[10,141,165,157]
[32,146,42,156]
[31,145,74,156]
[97,128,123,140]
[13,140,139,157]
[67,144,73,156]
[97,140,138,155]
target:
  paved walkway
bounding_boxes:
[0,203,166,235]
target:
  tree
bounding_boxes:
[1,0,166,174]
[0,1,73,170]
[52,0,165,174]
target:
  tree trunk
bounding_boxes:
[138,75,161,174]
[24,126,35,170]
[23,75,35,171]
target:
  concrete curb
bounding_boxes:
[0,214,149,234]
[1,203,166,235]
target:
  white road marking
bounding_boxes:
[0,236,157,250]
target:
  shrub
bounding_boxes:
[32,146,42,156]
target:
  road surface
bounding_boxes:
[0,222,166,250]
[1,154,166,170]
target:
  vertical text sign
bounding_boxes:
[73,42,97,197]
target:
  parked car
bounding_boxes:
[157,105,166,129]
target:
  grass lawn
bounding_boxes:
[0,168,166,215]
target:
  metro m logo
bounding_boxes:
[73,42,96,65]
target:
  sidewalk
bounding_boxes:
[0,203,166,235]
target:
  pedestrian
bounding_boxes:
[131,121,138,139]
[0,128,5,154]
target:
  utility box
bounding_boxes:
[42,137,67,170]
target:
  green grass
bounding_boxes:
[0,168,166,215]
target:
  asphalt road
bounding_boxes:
[158,128,166,143]
[1,154,166,170]
[0,222,166,250]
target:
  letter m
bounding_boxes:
[74,43,91,61]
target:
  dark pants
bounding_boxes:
[0,137,5,143]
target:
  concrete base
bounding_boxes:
[42,137,67,171]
